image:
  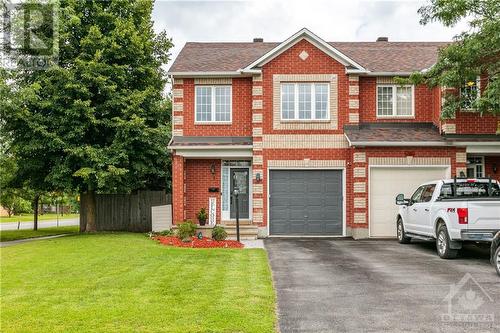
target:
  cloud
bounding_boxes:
[152,0,468,69]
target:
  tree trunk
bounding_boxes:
[33,194,39,231]
[82,190,97,232]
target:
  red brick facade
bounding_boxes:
[169,35,498,238]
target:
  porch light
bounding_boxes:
[256,172,261,182]
[493,164,497,174]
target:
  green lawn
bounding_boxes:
[0,226,79,242]
[0,233,276,333]
[0,213,79,223]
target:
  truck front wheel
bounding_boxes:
[436,224,458,259]
[397,218,411,244]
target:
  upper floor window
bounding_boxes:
[195,85,232,123]
[460,78,480,110]
[377,85,414,117]
[281,83,329,121]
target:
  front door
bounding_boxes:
[230,168,249,219]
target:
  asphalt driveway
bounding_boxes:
[265,239,500,333]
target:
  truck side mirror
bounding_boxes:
[395,194,408,205]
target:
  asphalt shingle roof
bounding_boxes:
[344,123,446,145]
[168,41,449,73]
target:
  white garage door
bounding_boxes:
[370,167,449,237]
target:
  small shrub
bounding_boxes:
[159,229,174,236]
[147,229,173,238]
[177,220,197,241]
[212,226,227,241]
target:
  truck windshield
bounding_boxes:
[440,182,500,198]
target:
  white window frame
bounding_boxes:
[195,85,232,124]
[376,84,415,118]
[280,83,330,121]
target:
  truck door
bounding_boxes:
[406,185,426,233]
[416,184,436,235]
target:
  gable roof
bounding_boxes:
[168,29,449,75]
[242,28,366,72]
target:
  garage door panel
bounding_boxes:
[270,170,343,236]
[370,167,448,237]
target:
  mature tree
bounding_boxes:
[1,0,173,231]
[406,0,499,118]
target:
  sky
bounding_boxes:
[152,0,468,70]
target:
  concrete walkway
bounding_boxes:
[241,239,265,249]
[0,234,71,247]
[0,218,79,231]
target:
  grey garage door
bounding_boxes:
[269,170,343,236]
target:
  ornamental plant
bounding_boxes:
[212,226,228,241]
[177,220,197,242]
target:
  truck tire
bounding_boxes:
[397,218,411,244]
[495,246,500,276]
[436,224,458,259]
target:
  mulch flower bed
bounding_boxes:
[154,236,244,248]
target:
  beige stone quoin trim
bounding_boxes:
[172,89,183,98]
[267,160,346,168]
[353,197,366,209]
[456,152,467,164]
[353,182,366,193]
[262,134,348,149]
[252,141,263,151]
[252,114,263,123]
[441,123,456,134]
[194,78,232,85]
[253,184,263,194]
[173,102,183,112]
[353,152,366,163]
[348,113,359,123]
[172,129,183,136]
[253,75,263,82]
[353,167,366,178]
[173,116,183,125]
[273,74,338,130]
[368,157,451,166]
[252,86,263,96]
[354,212,366,224]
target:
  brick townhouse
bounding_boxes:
[167,28,500,239]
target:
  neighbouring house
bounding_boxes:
[167,28,500,239]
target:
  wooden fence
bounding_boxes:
[80,191,171,232]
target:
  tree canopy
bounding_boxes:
[1,0,173,230]
[408,0,499,118]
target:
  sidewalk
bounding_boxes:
[0,234,71,247]
[0,218,79,231]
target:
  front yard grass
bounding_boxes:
[0,226,79,242]
[0,233,276,333]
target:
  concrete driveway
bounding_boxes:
[265,239,500,333]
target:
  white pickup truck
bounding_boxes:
[395,178,500,259]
